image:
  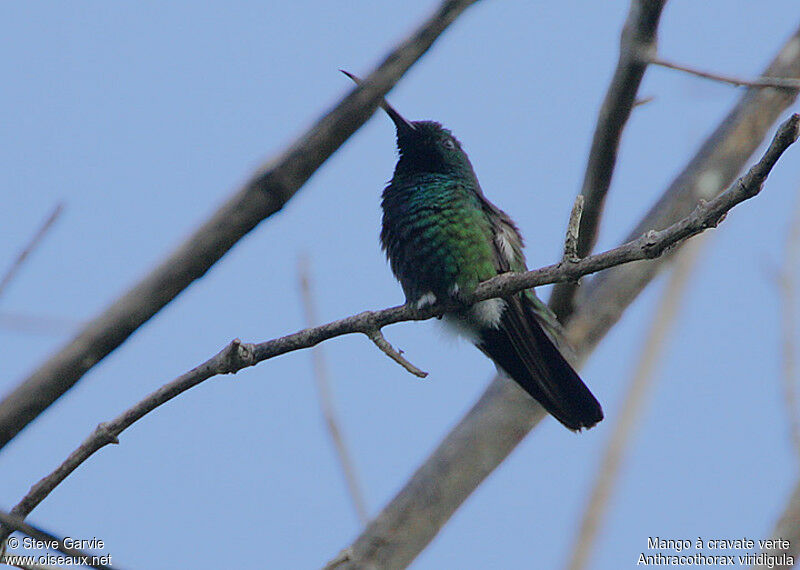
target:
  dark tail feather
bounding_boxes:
[477,298,603,431]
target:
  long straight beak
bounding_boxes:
[340,69,416,134]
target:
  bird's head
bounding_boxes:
[341,70,477,178]
[391,120,475,177]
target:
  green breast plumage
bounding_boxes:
[380,174,499,306]
[362,102,603,430]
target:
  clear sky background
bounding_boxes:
[2,2,800,569]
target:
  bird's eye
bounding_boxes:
[443,138,456,150]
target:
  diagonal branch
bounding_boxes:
[0,0,481,451]
[330,23,800,569]
[3,114,797,544]
[648,55,800,90]
[549,0,667,321]
[298,256,370,525]
[0,203,63,300]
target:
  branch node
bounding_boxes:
[222,338,256,374]
[95,422,119,446]
[640,230,663,259]
[365,328,428,378]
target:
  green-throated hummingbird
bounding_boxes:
[345,71,603,431]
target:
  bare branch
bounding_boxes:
[0,203,63,300]
[0,510,115,570]
[330,25,800,569]
[566,236,706,570]
[298,256,369,525]
[649,55,800,90]
[549,0,667,320]
[3,114,797,544]
[0,0,481,451]
[4,339,256,535]
[365,329,428,378]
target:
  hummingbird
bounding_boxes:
[344,71,603,431]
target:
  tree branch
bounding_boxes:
[648,55,800,90]
[364,329,428,378]
[3,114,797,545]
[5,339,255,535]
[0,0,481,451]
[298,256,370,525]
[0,203,63,300]
[549,0,667,321]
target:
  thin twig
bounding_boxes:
[566,236,706,570]
[4,114,797,542]
[0,203,63,300]
[364,329,427,378]
[0,509,116,570]
[549,0,667,321]
[298,256,370,525]
[648,56,800,90]
[563,195,585,263]
[777,192,800,458]
[0,0,482,452]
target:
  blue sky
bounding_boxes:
[2,2,800,569]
